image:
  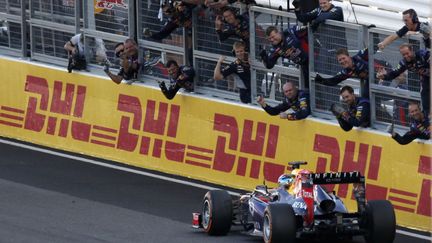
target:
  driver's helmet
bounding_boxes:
[277,174,295,189]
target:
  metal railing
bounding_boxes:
[0,0,25,57]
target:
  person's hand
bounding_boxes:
[315,74,323,83]
[218,55,226,63]
[103,61,110,73]
[341,111,350,120]
[256,95,265,106]
[377,42,385,50]
[158,80,166,89]
[376,68,386,80]
[215,15,223,30]
[376,67,387,80]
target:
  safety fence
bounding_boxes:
[0,0,426,132]
[0,0,24,57]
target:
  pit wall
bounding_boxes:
[0,57,430,232]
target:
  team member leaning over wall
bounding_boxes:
[256,81,310,120]
[158,60,195,100]
[378,8,430,50]
[104,39,140,84]
[260,25,310,88]
[377,43,430,116]
[293,0,343,31]
[388,102,430,145]
[330,85,370,132]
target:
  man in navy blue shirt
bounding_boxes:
[331,85,370,131]
[293,0,343,31]
[257,81,310,120]
[104,39,140,84]
[215,7,250,50]
[389,102,430,145]
[213,41,251,103]
[144,1,196,41]
[315,48,372,98]
[159,60,195,100]
[377,43,430,115]
[260,25,309,87]
[378,9,430,50]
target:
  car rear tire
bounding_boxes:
[364,200,396,243]
[263,204,297,243]
[202,190,233,235]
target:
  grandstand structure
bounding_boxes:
[0,0,430,133]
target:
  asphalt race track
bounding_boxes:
[0,138,430,243]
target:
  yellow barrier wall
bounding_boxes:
[0,58,431,231]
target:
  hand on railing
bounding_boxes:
[256,95,266,107]
[377,42,386,50]
[215,15,223,31]
[376,67,387,80]
[314,74,323,83]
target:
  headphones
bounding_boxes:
[232,41,246,57]
[406,9,419,24]
[412,10,419,23]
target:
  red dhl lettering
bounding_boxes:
[24,75,88,138]
[212,113,283,182]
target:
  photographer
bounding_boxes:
[64,33,87,73]
[330,85,370,131]
[104,39,140,84]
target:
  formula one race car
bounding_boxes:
[192,161,396,243]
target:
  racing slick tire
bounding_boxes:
[364,200,396,243]
[202,190,233,236]
[263,204,296,243]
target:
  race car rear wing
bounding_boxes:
[311,171,365,184]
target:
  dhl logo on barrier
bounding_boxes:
[1,75,286,183]
[0,59,430,231]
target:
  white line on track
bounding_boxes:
[0,139,240,196]
[0,138,431,241]
[395,229,431,241]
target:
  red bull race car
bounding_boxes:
[192,161,396,243]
